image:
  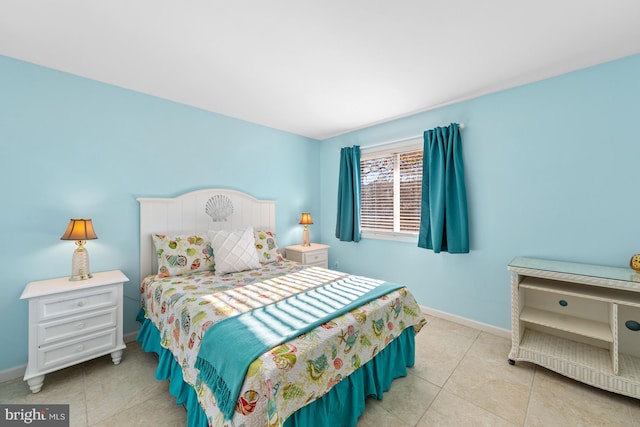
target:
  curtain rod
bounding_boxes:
[362,123,464,150]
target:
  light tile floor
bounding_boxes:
[2,315,639,426]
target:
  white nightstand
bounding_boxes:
[20,270,129,393]
[285,244,330,268]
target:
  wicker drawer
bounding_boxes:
[618,305,640,357]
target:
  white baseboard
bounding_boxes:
[421,305,510,339]
[124,330,139,343]
[0,365,26,384]
[1,331,142,384]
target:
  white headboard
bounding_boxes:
[137,188,276,279]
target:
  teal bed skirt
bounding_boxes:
[136,308,416,427]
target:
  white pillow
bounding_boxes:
[208,227,261,275]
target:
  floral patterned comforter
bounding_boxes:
[140,261,426,427]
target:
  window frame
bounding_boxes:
[360,138,423,243]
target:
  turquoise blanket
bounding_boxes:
[194,276,403,420]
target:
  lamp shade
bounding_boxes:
[60,219,98,241]
[299,213,313,225]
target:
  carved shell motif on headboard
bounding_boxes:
[205,194,234,222]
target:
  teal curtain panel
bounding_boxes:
[335,146,362,242]
[418,123,469,253]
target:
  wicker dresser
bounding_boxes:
[508,257,640,399]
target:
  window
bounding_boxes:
[360,139,423,241]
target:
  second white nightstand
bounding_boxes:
[20,270,129,393]
[285,243,329,268]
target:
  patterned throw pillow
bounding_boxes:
[152,234,214,278]
[254,230,283,264]
[208,227,262,275]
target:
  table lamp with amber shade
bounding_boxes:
[299,213,313,247]
[60,218,98,281]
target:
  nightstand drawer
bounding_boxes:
[38,308,117,346]
[303,251,328,265]
[37,328,117,371]
[38,286,118,321]
[285,244,330,269]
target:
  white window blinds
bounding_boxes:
[360,140,423,237]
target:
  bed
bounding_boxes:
[136,188,426,427]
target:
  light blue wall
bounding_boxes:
[0,56,320,371]
[3,53,639,374]
[319,54,640,330]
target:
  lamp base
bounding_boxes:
[69,273,93,281]
[70,243,92,281]
[302,227,310,247]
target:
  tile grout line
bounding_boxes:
[520,364,538,426]
[436,329,523,426]
[81,364,90,427]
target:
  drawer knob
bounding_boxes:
[625,320,640,332]
[77,300,85,307]
[76,344,84,352]
[558,300,568,307]
[76,322,86,330]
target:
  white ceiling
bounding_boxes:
[1,1,639,140]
